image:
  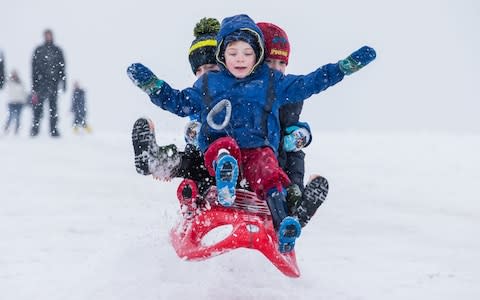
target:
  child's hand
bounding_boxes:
[127,63,164,95]
[283,124,312,152]
[339,46,376,75]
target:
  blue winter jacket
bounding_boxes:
[148,14,345,153]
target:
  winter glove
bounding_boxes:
[127,63,164,95]
[283,124,312,152]
[339,46,376,75]
[184,120,201,147]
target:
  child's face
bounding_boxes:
[265,58,287,74]
[195,64,220,78]
[224,40,256,79]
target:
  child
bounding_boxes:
[128,14,376,252]
[71,81,92,133]
[176,17,220,197]
[3,70,28,135]
[257,22,326,228]
[136,20,324,227]
[132,17,221,217]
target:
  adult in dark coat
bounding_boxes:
[31,29,66,137]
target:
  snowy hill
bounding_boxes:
[1,1,480,299]
[1,132,479,299]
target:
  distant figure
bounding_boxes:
[3,70,28,135]
[0,50,5,89]
[31,29,66,137]
[71,81,91,133]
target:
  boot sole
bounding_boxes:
[132,118,155,175]
[297,176,329,226]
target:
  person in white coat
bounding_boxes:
[3,70,28,135]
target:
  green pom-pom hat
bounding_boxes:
[189,17,220,75]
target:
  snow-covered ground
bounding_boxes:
[1,129,479,300]
[2,0,480,299]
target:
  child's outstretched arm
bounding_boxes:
[280,46,376,104]
[127,63,201,117]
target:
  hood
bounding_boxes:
[215,14,265,74]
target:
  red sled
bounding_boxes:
[170,187,301,278]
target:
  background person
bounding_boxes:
[3,70,29,135]
[31,29,66,137]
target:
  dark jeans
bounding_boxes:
[31,90,59,136]
[4,103,24,134]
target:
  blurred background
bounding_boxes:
[1,0,479,138]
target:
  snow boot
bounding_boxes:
[294,175,329,227]
[266,189,301,253]
[177,179,200,218]
[131,118,180,179]
[214,149,238,206]
[278,216,302,253]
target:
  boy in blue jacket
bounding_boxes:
[128,14,376,252]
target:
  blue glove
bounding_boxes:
[127,63,164,95]
[339,46,376,75]
[283,124,312,152]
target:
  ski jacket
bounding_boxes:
[280,102,303,130]
[148,15,345,153]
[150,61,344,153]
[32,42,66,93]
[5,79,28,104]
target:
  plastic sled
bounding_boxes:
[170,187,301,278]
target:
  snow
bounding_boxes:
[2,132,479,299]
[1,1,480,299]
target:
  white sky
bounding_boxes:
[1,0,479,134]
